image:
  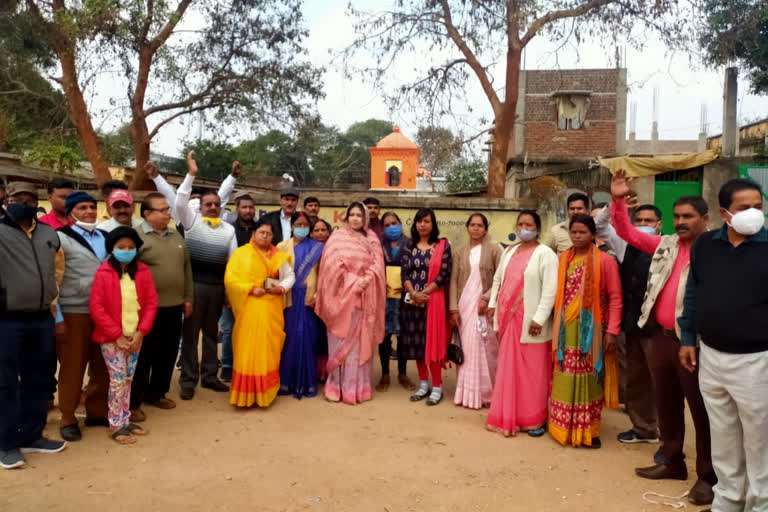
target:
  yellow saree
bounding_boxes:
[225,242,290,407]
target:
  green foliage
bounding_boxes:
[700,0,768,94]
[446,159,487,193]
[181,139,237,181]
[99,124,133,166]
[416,126,461,176]
[23,142,85,174]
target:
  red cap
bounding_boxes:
[108,189,133,207]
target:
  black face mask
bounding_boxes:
[6,203,38,221]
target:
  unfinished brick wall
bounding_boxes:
[522,69,621,158]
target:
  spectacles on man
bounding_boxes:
[147,207,171,214]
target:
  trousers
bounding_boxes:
[180,281,225,389]
[623,329,658,438]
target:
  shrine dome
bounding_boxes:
[376,126,418,149]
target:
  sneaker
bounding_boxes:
[617,429,659,444]
[179,387,195,400]
[201,379,229,392]
[0,448,26,469]
[20,437,66,454]
[220,367,232,383]
[654,446,666,465]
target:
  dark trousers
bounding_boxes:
[650,327,716,484]
[0,313,55,451]
[56,313,109,426]
[379,334,407,376]
[624,330,658,439]
[180,282,225,389]
[131,305,184,408]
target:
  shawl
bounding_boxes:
[314,218,386,368]
[551,244,604,375]
[425,238,450,365]
[381,234,408,265]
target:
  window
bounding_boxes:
[387,165,401,187]
[554,93,590,131]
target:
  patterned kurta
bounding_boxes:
[399,239,452,361]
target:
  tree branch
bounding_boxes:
[520,0,615,48]
[437,0,502,113]
[147,0,192,53]
[148,102,218,140]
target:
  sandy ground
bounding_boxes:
[2,362,709,512]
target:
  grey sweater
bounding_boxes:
[0,218,60,314]
[57,227,107,314]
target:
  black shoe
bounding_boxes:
[654,446,666,464]
[60,424,82,442]
[617,429,659,444]
[179,387,195,400]
[84,417,109,428]
[0,448,26,469]
[635,462,688,480]
[688,479,714,505]
[588,437,602,449]
[20,437,66,454]
[220,367,232,383]
[202,379,229,392]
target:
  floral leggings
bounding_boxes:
[101,343,139,430]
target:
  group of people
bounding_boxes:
[1,159,766,512]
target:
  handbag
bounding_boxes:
[447,329,464,365]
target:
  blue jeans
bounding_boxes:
[0,312,55,451]
[220,307,234,369]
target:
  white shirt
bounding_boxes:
[280,210,292,242]
[176,174,238,257]
[595,205,628,263]
[152,173,237,225]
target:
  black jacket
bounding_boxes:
[619,245,651,334]
[260,209,288,245]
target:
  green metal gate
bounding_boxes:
[654,168,703,235]
[738,165,768,221]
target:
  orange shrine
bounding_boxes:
[369,127,420,190]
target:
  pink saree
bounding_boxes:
[487,246,551,436]
[315,220,386,404]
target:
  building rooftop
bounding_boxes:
[375,127,418,149]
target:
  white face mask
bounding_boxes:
[72,215,98,232]
[727,208,765,236]
[635,225,656,235]
[517,229,538,242]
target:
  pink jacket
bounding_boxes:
[90,261,158,343]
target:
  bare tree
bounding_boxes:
[343,0,693,198]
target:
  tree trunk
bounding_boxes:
[129,112,154,191]
[57,50,111,187]
[487,47,522,199]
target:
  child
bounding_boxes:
[90,227,158,444]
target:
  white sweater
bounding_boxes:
[488,243,558,344]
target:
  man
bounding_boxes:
[97,189,143,231]
[54,192,110,441]
[0,182,66,469]
[219,193,256,382]
[596,202,664,451]
[679,179,768,512]
[547,192,589,254]
[610,169,716,505]
[176,151,237,400]
[261,186,299,245]
[129,192,194,421]
[363,196,383,237]
[303,196,320,223]
[146,161,239,226]
[38,177,74,229]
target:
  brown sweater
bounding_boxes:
[448,238,502,312]
[138,222,194,307]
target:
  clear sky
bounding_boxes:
[148,0,768,156]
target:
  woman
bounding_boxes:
[310,218,332,380]
[314,202,386,404]
[225,219,296,408]
[486,211,557,436]
[548,214,622,448]
[90,227,158,444]
[277,212,324,399]
[449,213,502,409]
[376,212,414,391]
[401,208,452,406]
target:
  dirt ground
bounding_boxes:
[2,363,709,512]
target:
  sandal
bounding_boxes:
[527,424,547,437]
[110,427,136,445]
[126,423,148,436]
[410,388,430,402]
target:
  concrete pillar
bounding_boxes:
[650,121,659,155]
[615,69,628,155]
[512,70,527,158]
[632,176,655,205]
[627,131,636,154]
[698,132,707,152]
[722,67,738,157]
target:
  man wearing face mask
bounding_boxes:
[54,192,110,442]
[678,179,768,512]
[0,182,67,469]
[595,202,664,451]
[97,189,142,232]
[176,152,237,400]
[610,169,716,506]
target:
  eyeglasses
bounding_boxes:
[254,231,273,237]
[147,207,171,214]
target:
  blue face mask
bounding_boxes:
[635,225,656,235]
[385,224,402,240]
[113,248,137,263]
[293,226,310,240]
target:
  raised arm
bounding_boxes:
[145,161,179,217]
[175,151,199,229]
[595,205,627,263]
[217,161,241,218]
[610,169,661,255]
